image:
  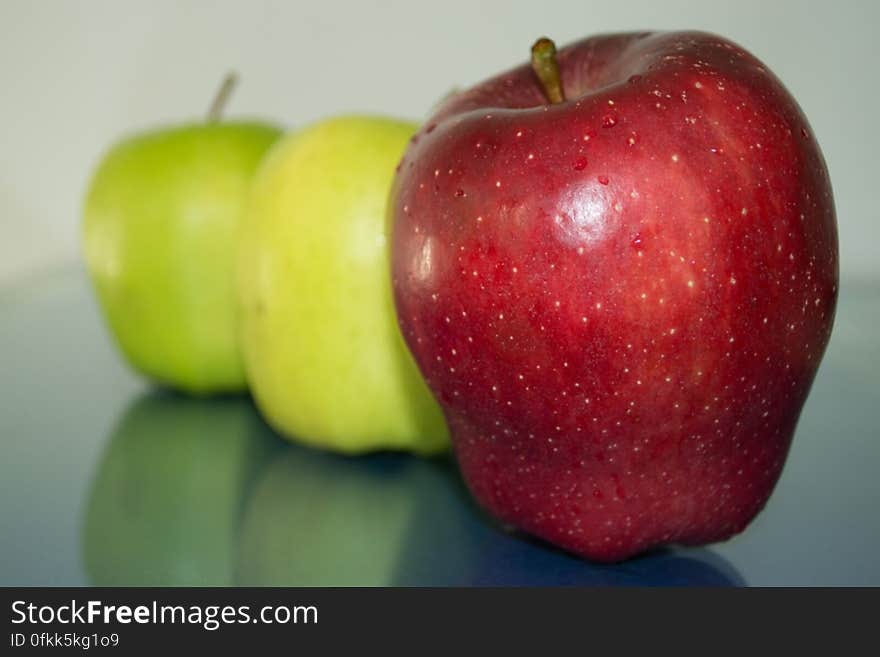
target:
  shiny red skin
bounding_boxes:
[390,32,838,562]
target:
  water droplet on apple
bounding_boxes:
[597,175,610,185]
[454,188,465,197]
[573,157,588,171]
[631,233,643,249]
[628,74,643,85]
[801,127,810,139]
[602,115,618,128]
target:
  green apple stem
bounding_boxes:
[207,72,239,122]
[531,37,565,104]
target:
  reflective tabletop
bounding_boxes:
[2,268,878,586]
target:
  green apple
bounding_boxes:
[237,116,448,454]
[83,109,282,394]
[82,392,280,586]
[237,446,420,586]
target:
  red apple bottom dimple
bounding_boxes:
[448,411,798,562]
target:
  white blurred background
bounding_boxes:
[1,0,876,286]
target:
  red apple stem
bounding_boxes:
[531,37,566,104]
[207,72,239,122]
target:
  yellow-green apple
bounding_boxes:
[390,33,838,561]
[82,392,279,585]
[83,79,281,394]
[237,116,448,454]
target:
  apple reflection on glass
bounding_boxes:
[83,391,743,586]
[82,391,280,586]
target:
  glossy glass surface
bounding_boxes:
[1,268,878,585]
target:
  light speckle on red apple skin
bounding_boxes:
[390,31,838,562]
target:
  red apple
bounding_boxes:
[390,32,838,562]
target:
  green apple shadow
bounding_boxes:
[83,392,744,586]
[81,389,283,586]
